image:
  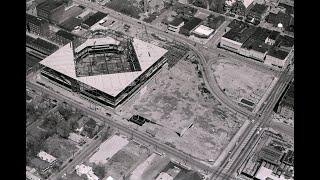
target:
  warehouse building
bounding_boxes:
[240,27,272,61]
[39,29,168,108]
[220,20,256,53]
[264,35,294,68]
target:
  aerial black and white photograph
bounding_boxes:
[26,0,294,179]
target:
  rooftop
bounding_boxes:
[56,30,77,41]
[266,12,293,31]
[39,37,168,97]
[169,17,184,26]
[59,17,82,31]
[36,0,64,11]
[38,151,56,163]
[223,21,257,43]
[248,3,268,15]
[268,30,280,40]
[32,38,59,52]
[281,81,294,108]
[193,25,215,36]
[82,11,108,27]
[26,13,48,26]
[259,146,284,165]
[267,48,288,60]
[242,27,272,53]
[180,17,202,31]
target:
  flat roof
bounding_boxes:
[82,11,108,27]
[259,146,284,164]
[242,27,272,53]
[181,17,202,31]
[40,38,168,97]
[268,30,280,40]
[33,38,59,52]
[267,48,288,60]
[169,17,184,26]
[193,25,215,36]
[26,13,48,26]
[59,17,82,31]
[36,0,64,12]
[223,22,257,43]
[56,30,76,41]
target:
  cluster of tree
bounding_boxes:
[92,163,105,179]
[107,0,142,19]
[209,0,226,13]
[26,131,51,163]
[192,0,208,9]
[206,14,225,29]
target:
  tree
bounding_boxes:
[92,163,105,179]
[57,120,71,138]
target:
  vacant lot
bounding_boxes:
[122,59,246,161]
[211,58,276,109]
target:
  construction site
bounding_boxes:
[210,58,277,112]
[119,54,247,162]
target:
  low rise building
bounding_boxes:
[81,11,108,29]
[192,25,215,38]
[54,30,77,45]
[240,27,272,61]
[36,0,65,24]
[75,164,99,180]
[264,35,294,68]
[156,172,173,180]
[276,81,294,119]
[167,17,184,33]
[26,13,50,36]
[37,151,57,165]
[220,20,256,53]
[179,17,202,36]
[29,158,51,173]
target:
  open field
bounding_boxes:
[121,59,247,162]
[210,58,276,110]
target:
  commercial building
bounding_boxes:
[36,0,65,24]
[26,35,59,56]
[39,29,168,108]
[75,164,99,180]
[179,17,202,36]
[59,17,83,32]
[276,81,294,119]
[240,27,272,61]
[81,11,108,29]
[220,20,256,53]
[192,25,215,38]
[54,30,77,45]
[264,35,294,68]
[26,13,49,36]
[167,17,184,33]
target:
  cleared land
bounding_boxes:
[122,59,246,162]
[210,58,276,110]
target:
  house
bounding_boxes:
[75,164,99,180]
[37,151,57,165]
[68,132,85,144]
[167,17,184,33]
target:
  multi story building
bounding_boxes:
[167,17,184,33]
[276,81,294,119]
[53,30,77,45]
[36,0,65,24]
[26,13,49,36]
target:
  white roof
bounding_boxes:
[40,38,167,97]
[255,166,290,180]
[243,0,254,8]
[68,132,84,143]
[106,176,114,180]
[193,25,215,36]
[37,151,56,163]
[75,37,120,53]
[76,164,99,180]
[156,172,173,180]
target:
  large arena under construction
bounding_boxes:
[39,29,168,107]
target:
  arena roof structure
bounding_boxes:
[39,38,168,97]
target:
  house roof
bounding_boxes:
[39,38,168,97]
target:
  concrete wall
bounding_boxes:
[220,37,242,52]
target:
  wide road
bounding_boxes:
[26,81,236,180]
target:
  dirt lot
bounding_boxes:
[210,58,276,109]
[121,59,246,162]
